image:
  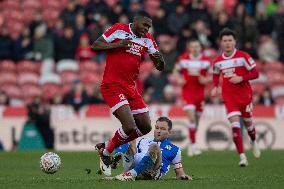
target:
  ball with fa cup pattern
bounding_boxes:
[40,152,61,174]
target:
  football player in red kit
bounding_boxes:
[92,11,165,175]
[212,28,261,166]
[173,39,211,156]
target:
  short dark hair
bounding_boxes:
[187,38,201,45]
[156,117,173,130]
[135,10,151,20]
[219,28,237,40]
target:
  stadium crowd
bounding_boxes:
[0,0,284,111]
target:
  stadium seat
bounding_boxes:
[22,0,42,10]
[18,72,39,85]
[203,48,218,60]
[271,86,284,98]
[60,71,79,84]
[0,72,17,85]
[275,96,284,105]
[2,0,20,11]
[17,60,39,73]
[21,84,42,98]
[251,83,267,94]
[266,71,284,85]
[57,59,79,73]
[79,71,100,84]
[42,83,62,100]
[39,73,61,85]
[79,61,100,73]
[0,84,21,99]
[0,60,16,72]
[263,62,284,72]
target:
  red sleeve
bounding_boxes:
[243,52,256,70]
[242,67,259,81]
[212,58,220,86]
[102,23,122,42]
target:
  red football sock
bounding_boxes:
[105,127,128,154]
[189,128,196,144]
[247,126,256,141]
[232,127,244,154]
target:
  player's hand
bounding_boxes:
[229,76,243,84]
[211,86,221,97]
[179,175,193,180]
[177,78,186,86]
[119,39,132,48]
[198,76,211,85]
[151,51,162,59]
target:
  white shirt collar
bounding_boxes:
[129,23,137,38]
[222,48,237,59]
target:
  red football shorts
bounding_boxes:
[101,84,148,114]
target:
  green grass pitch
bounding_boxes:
[0,150,284,189]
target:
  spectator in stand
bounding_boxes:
[89,84,105,104]
[158,34,179,73]
[258,36,280,62]
[144,69,168,103]
[167,4,189,35]
[0,28,13,60]
[75,33,95,62]
[33,24,54,61]
[27,97,54,149]
[0,91,10,106]
[13,26,33,61]
[259,88,274,106]
[64,81,89,112]
[273,3,284,62]
[55,26,78,61]
[50,93,64,105]
[74,12,88,40]
[108,2,125,24]
[60,0,82,26]
[152,7,169,36]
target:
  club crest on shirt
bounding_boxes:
[119,94,126,101]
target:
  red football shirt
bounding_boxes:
[213,49,256,103]
[176,53,211,97]
[102,23,158,87]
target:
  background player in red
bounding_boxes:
[92,11,165,175]
[173,39,211,156]
[211,28,261,167]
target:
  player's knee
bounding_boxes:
[139,122,152,135]
[243,117,253,127]
[123,123,137,135]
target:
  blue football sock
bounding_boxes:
[132,154,155,176]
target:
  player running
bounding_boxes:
[109,117,192,181]
[211,28,261,167]
[91,11,165,176]
[173,39,211,156]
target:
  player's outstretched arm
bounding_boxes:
[149,51,165,71]
[174,167,192,180]
[92,37,132,51]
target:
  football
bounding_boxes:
[40,152,61,174]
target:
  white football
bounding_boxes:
[40,152,61,174]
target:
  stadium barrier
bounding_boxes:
[0,105,284,151]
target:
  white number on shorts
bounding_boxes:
[245,103,253,113]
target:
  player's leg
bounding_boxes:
[115,144,161,181]
[184,104,198,156]
[96,105,138,175]
[226,100,248,166]
[96,86,139,175]
[228,114,248,166]
[123,96,152,143]
[241,103,261,158]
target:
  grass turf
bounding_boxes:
[0,150,284,189]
